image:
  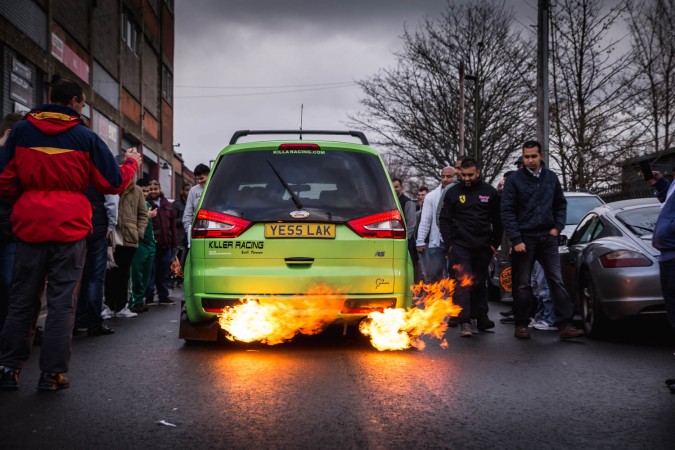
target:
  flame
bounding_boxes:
[359,269,471,351]
[218,283,346,345]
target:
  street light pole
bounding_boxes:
[458,61,466,158]
[537,0,550,166]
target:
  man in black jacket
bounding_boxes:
[439,158,501,337]
[501,140,584,340]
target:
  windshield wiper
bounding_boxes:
[266,160,303,210]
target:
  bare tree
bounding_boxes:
[626,0,675,154]
[548,0,643,191]
[350,0,535,184]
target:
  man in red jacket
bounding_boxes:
[0,77,141,391]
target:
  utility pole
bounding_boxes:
[537,0,550,166]
[458,61,466,158]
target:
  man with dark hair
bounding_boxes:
[183,163,211,246]
[0,113,23,332]
[145,180,177,305]
[0,77,141,391]
[439,157,501,337]
[501,140,584,340]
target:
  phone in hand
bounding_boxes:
[149,204,158,211]
[639,160,654,181]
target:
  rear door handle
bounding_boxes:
[284,257,315,265]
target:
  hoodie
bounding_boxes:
[0,104,138,243]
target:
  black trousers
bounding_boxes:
[0,239,86,373]
[104,245,137,312]
[449,244,491,323]
[511,234,574,327]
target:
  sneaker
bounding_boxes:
[514,325,531,339]
[0,366,20,390]
[500,310,514,318]
[528,318,537,328]
[460,323,473,337]
[158,298,176,305]
[101,305,113,320]
[129,305,149,314]
[87,324,115,336]
[476,315,495,331]
[470,319,479,334]
[146,299,158,306]
[532,320,558,331]
[37,372,69,391]
[115,306,138,318]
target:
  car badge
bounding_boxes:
[290,210,310,219]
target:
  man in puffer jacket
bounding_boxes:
[501,140,584,341]
[0,77,141,391]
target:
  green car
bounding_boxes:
[179,130,413,342]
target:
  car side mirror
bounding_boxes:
[558,234,568,246]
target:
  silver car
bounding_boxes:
[559,198,665,337]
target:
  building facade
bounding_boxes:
[0,0,189,198]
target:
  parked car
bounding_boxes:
[559,197,664,337]
[488,191,605,301]
[179,130,413,342]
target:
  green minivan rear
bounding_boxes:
[179,130,413,342]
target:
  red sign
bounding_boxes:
[51,33,89,84]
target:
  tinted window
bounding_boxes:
[566,196,604,225]
[615,205,661,237]
[201,149,397,222]
[571,214,600,245]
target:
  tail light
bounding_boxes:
[347,210,406,239]
[599,250,652,268]
[192,210,252,239]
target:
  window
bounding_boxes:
[162,65,173,105]
[122,10,140,56]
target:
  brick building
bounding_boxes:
[0,0,190,198]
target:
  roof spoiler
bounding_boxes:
[229,130,369,145]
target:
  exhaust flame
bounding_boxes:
[359,272,471,351]
[218,284,346,345]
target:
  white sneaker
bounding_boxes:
[470,318,479,334]
[101,305,113,320]
[116,306,138,318]
[532,320,558,331]
[528,318,537,328]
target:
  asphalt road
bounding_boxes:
[1,288,674,449]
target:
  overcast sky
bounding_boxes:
[174,0,537,171]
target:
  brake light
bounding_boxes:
[347,210,406,239]
[599,250,652,268]
[278,143,321,150]
[192,210,252,239]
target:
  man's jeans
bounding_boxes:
[75,235,107,329]
[421,245,448,284]
[0,241,16,331]
[450,244,491,323]
[511,235,574,327]
[532,261,556,324]
[659,259,675,331]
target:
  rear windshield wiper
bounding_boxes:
[266,160,303,210]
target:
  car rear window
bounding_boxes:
[200,148,397,222]
[566,196,604,225]
[615,205,661,237]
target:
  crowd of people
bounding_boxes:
[399,143,598,341]
[0,77,210,391]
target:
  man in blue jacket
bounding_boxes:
[650,169,675,393]
[500,140,584,340]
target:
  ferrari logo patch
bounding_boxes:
[459,195,466,204]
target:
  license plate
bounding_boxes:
[264,223,336,239]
